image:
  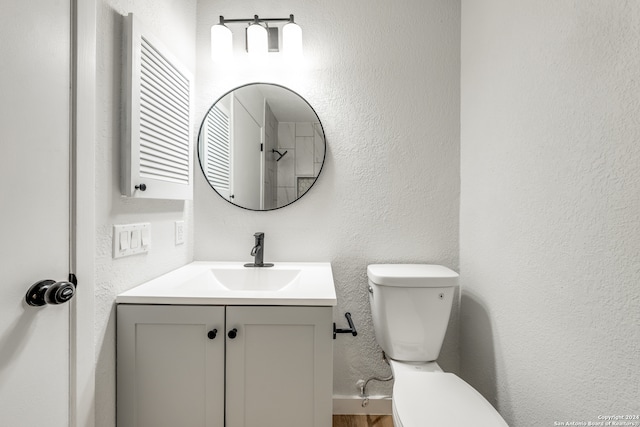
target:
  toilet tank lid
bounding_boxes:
[367,264,458,287]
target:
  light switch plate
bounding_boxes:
[113,223,150,258]
[175,220,185,245]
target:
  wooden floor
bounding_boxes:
[332,415,394,427]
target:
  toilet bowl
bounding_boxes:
[367,264,508,427]
[389,360,507,426]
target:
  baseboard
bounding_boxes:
[333,396,392,415]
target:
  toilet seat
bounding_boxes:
[392,369,508,427]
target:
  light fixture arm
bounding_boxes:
[218,14,296,26]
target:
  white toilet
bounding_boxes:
[367,264,508,427]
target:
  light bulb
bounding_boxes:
[282,21,302,56]
[211,24,232,60]
[246,23,268,55]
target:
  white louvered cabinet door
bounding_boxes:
[201,104,233,202]
[122,13,194,200]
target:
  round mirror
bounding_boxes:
[197,83,326,211]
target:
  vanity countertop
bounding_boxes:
[116,261,337,306]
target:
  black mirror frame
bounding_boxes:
[197,82,326,211]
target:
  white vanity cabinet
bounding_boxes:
[117,304,333,427]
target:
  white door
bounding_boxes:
[0,1,72,426]
[263,101,278,210]
[231,95,262,210]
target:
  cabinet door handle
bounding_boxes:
[207,329,217,340]
[227,328,237,339]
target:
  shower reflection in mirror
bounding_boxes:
[198,83,326,211]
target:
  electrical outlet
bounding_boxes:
[175,220,185,245]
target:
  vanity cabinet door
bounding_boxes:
[225,306,333,427]
[117,305,225,427]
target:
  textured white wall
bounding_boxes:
[194,0,461,397]
[94,1,196,426]
[460,1,640,425]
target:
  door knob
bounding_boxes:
[207,329,218,339]
[25,277,76,306]
[227,328,238,339]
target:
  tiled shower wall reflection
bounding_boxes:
[277,122,325,206]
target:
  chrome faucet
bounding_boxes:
[244,232,274,267]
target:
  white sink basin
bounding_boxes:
[205,267,301,291]
[116,262,337,306]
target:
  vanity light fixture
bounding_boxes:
[210,14,302,59]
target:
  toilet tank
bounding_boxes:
[367,264,458,362]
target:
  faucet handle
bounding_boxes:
[254,232,264,238]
